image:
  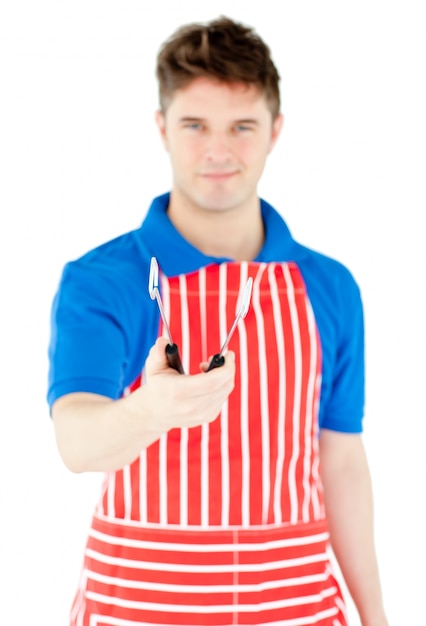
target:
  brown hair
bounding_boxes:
[156,16,281,118]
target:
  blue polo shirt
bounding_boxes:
[47,193,364,433]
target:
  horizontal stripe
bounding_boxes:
[85,548,328,573]
[89,606,340,626]
[96,511,332,530]
[86,584,337,612]
[88,527,329,552]
[86,569,328,593]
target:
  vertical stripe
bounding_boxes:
[159,434,168,524]
[220,401,230,527]
[107,472,115,518]
[302,300,318,522]
[138,370,149,524]
[238,263,250,527]
[198,268,209,527]
[284,264,303,525]
[199,266,207,362]
[123,464,131,520]
[139,449,147,523]
[156,277,171,525]
[200,422,209,527]
[97,475,108,517]
[179,274,190,372]
[178,275,190,526]
[180,427,188,527]
[219,263,230,526]
[269,264,287,525]
[311,372,323,519]
[252,263,270,523]
[160,274,171,341]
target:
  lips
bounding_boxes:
[200,171,238,180]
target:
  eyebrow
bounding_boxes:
[179,117,260,125]
[179,117,204,123]
[233,119,259,125]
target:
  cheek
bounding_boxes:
[241,143,269,170]
[170,139,200,166]
[238,133,270,158]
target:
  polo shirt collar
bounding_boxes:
[140,192,305,276]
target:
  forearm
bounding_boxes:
[52,391,165,473]
[51,338,236,474]
[320,431,388,626]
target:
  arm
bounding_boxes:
[319,429,388,626]
[52,337,235,473]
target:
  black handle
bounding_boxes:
[165,343,185,374]
[206,353,225,372]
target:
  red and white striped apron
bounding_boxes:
[70,262,348,625]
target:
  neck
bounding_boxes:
[167,190,264,262]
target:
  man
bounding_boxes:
[48,16,388,626]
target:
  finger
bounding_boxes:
[145,336,174,376]
[200,350,235,373]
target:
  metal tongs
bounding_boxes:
[149,257,185,374]
[206,276,253,371]
[149,256,253,374]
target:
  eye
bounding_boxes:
[234,124,254,133]
[183,122,204,131]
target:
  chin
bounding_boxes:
[194,193,243,213]
[200,202,238,214]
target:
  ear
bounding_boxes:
[268,113,284,153]
[155,110,169,150]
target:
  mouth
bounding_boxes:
[199,171,238,181]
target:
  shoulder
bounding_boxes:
[53,227,156,346]
[59,228,152,300]
[296,242,360,295]
[294,243,363,345]
[68,228,151,274]
[259,200,362,318]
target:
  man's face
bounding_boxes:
[156,77,283,213]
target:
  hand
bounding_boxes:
[51,337,235,473]
[132,336,236,433]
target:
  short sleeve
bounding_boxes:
[320,273,365,432]
[300,255,365,433]
[47,261,130,407]
[47,237,157,409]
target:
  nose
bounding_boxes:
[204,132,232,163]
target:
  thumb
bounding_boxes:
[145,336,171,377]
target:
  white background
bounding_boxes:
[1,1,425,624]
